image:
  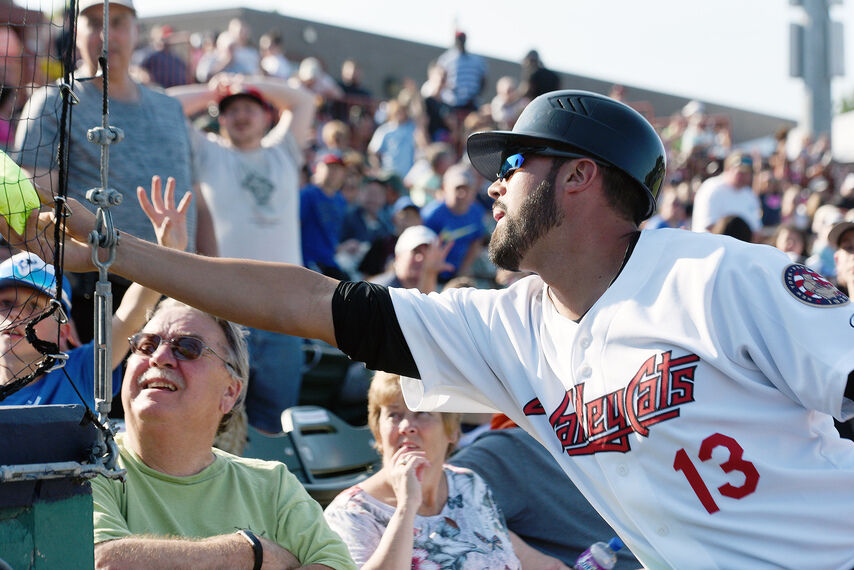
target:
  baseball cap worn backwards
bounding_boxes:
[0,252,72,315]
[395,225,437,257]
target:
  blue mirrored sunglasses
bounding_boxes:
[497,148,593,182]
[497,153,525,181]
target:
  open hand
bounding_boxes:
[137,175,191,251]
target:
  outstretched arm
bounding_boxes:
[2,185,340,347]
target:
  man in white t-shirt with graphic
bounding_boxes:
[166,74,315,433]
[691,151,761,236]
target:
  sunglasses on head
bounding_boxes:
[128,332,232,368]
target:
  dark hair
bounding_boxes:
[600,164,649,225]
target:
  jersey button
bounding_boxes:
[578,365,592,378]
[616,464,629,476]
[580,337,592,348]
[656,526,669,536]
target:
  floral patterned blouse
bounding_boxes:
[324,464,521,569]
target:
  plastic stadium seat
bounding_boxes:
[242,425,306,483]
[281,406,381,507]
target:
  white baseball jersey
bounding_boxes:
[389,228,854,569]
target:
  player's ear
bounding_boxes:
[561,157,598,194]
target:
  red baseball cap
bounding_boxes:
[316,152,345,167]
[218,86,270,113]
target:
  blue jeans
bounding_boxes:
[244,328,303,433]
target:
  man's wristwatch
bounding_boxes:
[236,529,263,570]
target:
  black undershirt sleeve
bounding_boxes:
[846,371,854,403]
[332,281,420,379]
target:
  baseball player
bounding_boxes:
[12,90,854,568]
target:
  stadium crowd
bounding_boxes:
[2,4,854,568]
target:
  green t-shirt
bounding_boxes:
[92,434,355,569]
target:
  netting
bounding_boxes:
[0,0,77,406]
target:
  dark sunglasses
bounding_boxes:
[497,148,593,182]
[128,332,232,368]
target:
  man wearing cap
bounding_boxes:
[13,0,215,341]
[15,89,854,568]
[370,225,451,294]
[421,163,487,280]
[690,150,761,235]
[300,152,349,280]
[166,73,315,434]
[830,219,854,296]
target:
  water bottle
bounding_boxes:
[574,537,624,570]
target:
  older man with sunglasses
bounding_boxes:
[90,298,355,570]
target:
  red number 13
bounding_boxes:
[673,433,760,514]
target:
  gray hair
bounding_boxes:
[148,298,249,436]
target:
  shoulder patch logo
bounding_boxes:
[783,264,849,307]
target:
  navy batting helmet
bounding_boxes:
[466,90,666,220]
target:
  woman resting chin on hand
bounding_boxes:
[323,371,521,570]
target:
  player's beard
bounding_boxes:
[488,174,564,272]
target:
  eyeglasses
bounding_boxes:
[128,332,233,369]
[497,148,593,182]
[497,153,526,181]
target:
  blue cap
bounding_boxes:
[607,537,624,552]
[391,196,418,216]
[0,252,72,315]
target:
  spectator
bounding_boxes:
[368,98,421,180]
[139,25,189,88]
[405,141,456,207]
[709,214,752,242]
[421,163,487,280]
[0,176,188,409]
[519,50,560,100]
[436,31,487,111]
[226,18,261,75]
[0,26,23,149]
[772,222,809,264]
[450,422,639,569]
[490,76,526,130]
[370,225,451,294]
[166,74,315,434]
[290,57,344,103]
[391,195,423,234]
[333,58,372,122]
[91,298,356,570]
[691,151,760,235]
[14,0,214,340]
[642,185,688,230]
[259,30,294,80]
[806,203,844,279]
[323,371,523,569]
[340,177,394,267]
[319,120,351,155]
[300,152,350,279]
[419,61,453,143]
[830,220,854,296]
